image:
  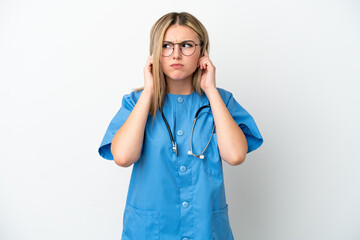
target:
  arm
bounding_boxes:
[111,56,154,167]
[199,50,247,166]
[205,88,248,166]
[111,89,152,167]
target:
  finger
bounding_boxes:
[148,56,153,65]
[200,58,209,67]
[203,61,213,70]
[200,63,207,70]
[197,57,204,68]
[199,56,210,65]
[198,58,206,66]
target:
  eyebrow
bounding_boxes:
[162,39,194,43]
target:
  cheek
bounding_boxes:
[193,53,201,67]
[160,59,169,72]
[189,58,200,71]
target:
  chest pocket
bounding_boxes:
[201,132,223,178]
[121,204,160,240]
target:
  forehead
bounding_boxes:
[163,25,199,42]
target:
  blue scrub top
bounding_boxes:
[98,88,263,240]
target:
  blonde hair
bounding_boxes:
[135,12,209,116]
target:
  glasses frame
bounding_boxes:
[161,40,202,57]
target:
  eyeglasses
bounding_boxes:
[162,40,201,57]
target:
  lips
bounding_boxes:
[170,64,184,68]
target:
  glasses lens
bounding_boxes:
[180,41,196,56]
[162,42,173,57]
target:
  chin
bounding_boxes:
[171,74,186,80]
[168,75,191,81]
[164,71,194,82]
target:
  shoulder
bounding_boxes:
[121,89,143,108]
[216,87,234,104]
[124,89,142,102]
[123,90,143,103]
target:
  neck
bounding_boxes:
[166,76,194,95]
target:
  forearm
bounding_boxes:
[205,88,248,165]
[111,89,153,167]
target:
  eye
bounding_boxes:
[182,41,194,48]
[162,43,172,48]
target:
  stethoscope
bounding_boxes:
[160,105,216,159]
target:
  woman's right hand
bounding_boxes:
[112,55,154,167]
[144,55,154,95]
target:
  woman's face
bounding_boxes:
[160,25,202,83]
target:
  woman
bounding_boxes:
[98,12,263,240]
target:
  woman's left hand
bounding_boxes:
[198,49,216,92]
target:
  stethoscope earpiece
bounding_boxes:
[187,151,205,159]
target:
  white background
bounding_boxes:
[1,0,359,239]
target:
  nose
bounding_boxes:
[172,44,182,59]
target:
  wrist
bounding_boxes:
[143,85,154,94]
[203,86,217,96]
[142,87,154,100]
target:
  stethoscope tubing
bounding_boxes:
[160,107,177,155]
[160,104,215,159]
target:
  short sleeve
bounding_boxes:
[219,89,263,154]
[98,91,139,160]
